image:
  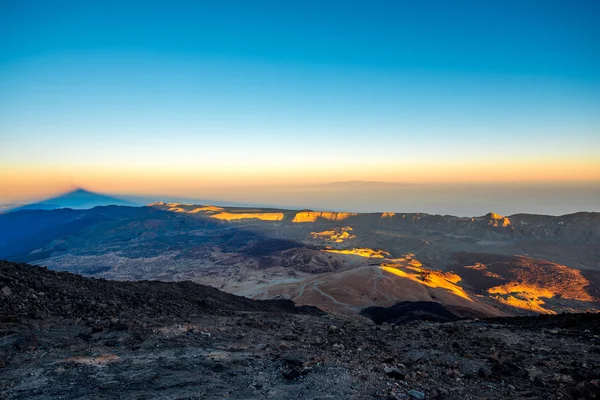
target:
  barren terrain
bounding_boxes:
[2,261,600,400]
[0,204,599,317]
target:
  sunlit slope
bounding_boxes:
[254,254,505,318]
[454,253,599,314]
[309,227,355,242]
[325,247,390,258]
[250,248,600,316]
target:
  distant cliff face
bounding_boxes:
[210,212,285,221]
[310,227,355,242]
[376,211,600,244]
[292,211,359,223]
[150,203,600,244]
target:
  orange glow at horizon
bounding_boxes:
[1,156,599,203]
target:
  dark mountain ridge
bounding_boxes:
[152,202,600,244]
[0,260,319,321]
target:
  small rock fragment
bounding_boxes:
[407,390,425,400]
[282,368,300,380]
[384,367,406,380]
[283,355,305,366]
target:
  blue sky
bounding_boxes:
[1,0,599,203]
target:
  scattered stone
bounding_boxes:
[407,389,425,400]
[77,332,92,342]
[387,394,409,400]
[12,334,38,351]
[2,260,600,400]
[111,322,129,331]
[384,367,406,380]
[552,374,575,384]
[282,368,301,380]
[1,286,11,297]
[283,355,305,366]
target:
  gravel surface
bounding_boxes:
[1,261,599,399]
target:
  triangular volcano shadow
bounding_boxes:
[11,188,138,211]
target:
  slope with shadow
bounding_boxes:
[0,206,219,262]
[0,260,319,321]
[0,206,347,287]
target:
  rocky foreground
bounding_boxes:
[1,261,599,399]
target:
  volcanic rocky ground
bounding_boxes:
[2,261,600,400]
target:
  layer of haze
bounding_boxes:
[1,1,599,214]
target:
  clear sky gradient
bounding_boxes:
[1,0,599,207]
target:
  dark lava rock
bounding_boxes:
[12,334,38,351]
[76,332,92,342]
[407,390,425,400]
[283,355,305,367]
[488,312,600,334]
[282,368,301,380]
[384,367,406,380]
[361,301,459,325]
[111,322,129,331]
[2,259,600,400]
[0,261,323,321]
